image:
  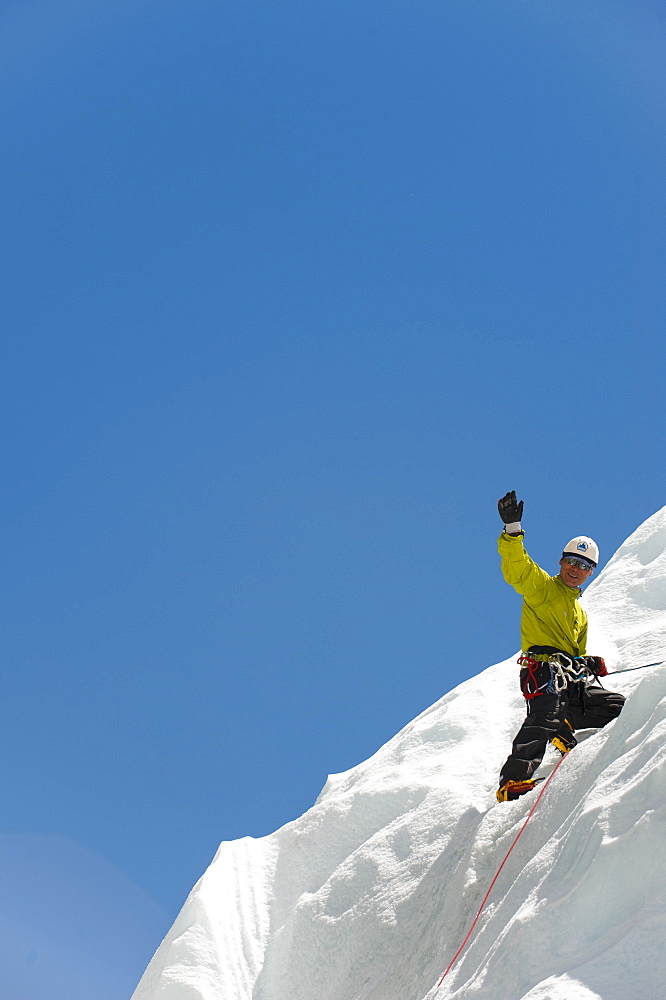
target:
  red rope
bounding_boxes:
[435,753,566,992]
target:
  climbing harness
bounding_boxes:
[517,651,590,699]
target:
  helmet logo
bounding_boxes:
[577,541,589,552]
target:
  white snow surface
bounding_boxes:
[132,508,666,1000]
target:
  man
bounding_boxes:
[496,490,625,803]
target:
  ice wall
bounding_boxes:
[132,507,666,1000]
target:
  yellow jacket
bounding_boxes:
[497,532,588,656]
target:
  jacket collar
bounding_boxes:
[552,574,582,598]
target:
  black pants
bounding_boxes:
[499,662,626,785]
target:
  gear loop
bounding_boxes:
[518,651,594,700]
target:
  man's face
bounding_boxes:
[559,557,594,589]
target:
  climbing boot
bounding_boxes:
[550,718,577,757]
[496,778,543,803]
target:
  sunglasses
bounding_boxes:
[563,557,594,571]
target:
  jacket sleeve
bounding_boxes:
[497,531,552,605]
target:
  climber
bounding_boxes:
[495,491,625,803]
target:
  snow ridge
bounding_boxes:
[132,507,666,1000]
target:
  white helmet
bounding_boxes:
[562,536,599,568]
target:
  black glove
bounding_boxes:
[498,491,524,525]
[585,656,608,677]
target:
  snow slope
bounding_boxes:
[132,508,666,1000]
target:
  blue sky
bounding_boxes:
[1,0,665,994]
